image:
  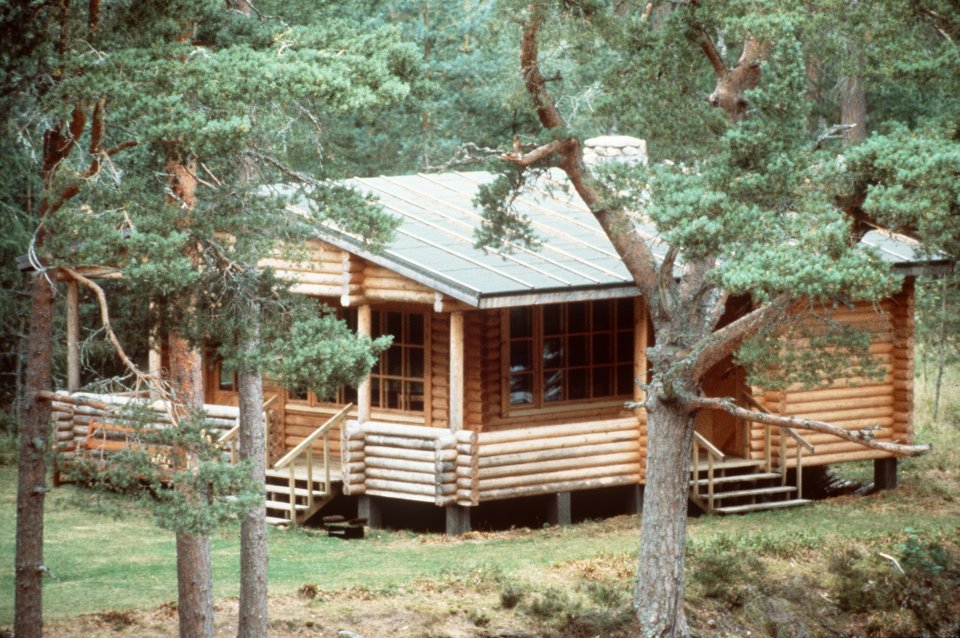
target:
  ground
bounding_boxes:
[2,376,960,637]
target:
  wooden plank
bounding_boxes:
[477,463,641,491]
[449,311,464,432]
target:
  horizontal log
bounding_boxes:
[477,463,640,491]
[362,276,432,293]
[363,489,436,504]
[474,452,642,480]
[365,457,453,474]
[780,406,894,423]
[478,440,640,469]
[289,283,349,297]
[365,467,454,486]
[364,435,443,451]
[365,478,456,497]
[362,421,455,442]
[479,430,640,458]
[779,383,894,405]
[784,394,894,415]
[344,461,366,473]
[364,289,436,305]
[478,474,641,502]
[478,417,638,445]
[454,430,478,444]
[365,446,436,463]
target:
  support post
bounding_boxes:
[445,505,471,536]
[66,280,80,392]
[449,311,464,432]
[357,304,372,424]
[148,302,162,400]
[357,495,382,529]
[874,457,898,491]
[546,492,572,526]
[625,484,644,516]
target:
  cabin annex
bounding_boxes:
[52,138,948,534]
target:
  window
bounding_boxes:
[508,299,634,408]
[370,310,426,412]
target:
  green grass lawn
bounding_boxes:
[1,369,958,627]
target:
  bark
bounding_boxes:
[633,395,696,638]
[237,311,268,638]
[14,274,56,638]
[840,74,866,144]
[169,335,215,638]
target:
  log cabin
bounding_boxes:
[52,137,950,533]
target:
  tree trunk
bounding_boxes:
[840,73,866,144]
[15,274,56,638]
[237,311,268,638]
[633,396,696,638]
[168,335,216,638]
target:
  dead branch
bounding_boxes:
[503,139,563,167]
[425,142,508,171]
[36,390,109,410]
[698,28,727,78]
[691,395,930,456]
[61,267,172,410]
[813,123,856,150]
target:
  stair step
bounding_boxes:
[691,457,765,472]
[715,499,812,515]
[690,472,781,487]
[264,485,328,498]
[699,485,797,501]
[265,515,291,526]
[265,499,309,512]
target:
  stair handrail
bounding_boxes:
[692,431,726,512]
[216,394,279,465]
[272,403,352,527]
[273,403,351,470]
[739,392,814,498]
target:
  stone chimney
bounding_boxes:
[582,135,647,165]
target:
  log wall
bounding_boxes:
[52,391,239,461]
[344,421,458,505]
[749,281,915,467]
[431,312,450,427]
[456,417,643,505]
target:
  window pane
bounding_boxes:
[592,333,612,365]
[406,381,424,411]
[543,337,563,368]
[510,340,532,372]
[510,373,533,405]
[371,311,383,338]
[510,307,533,338]
[593,367,613,398]
[386,312,403,340]
[617,297,634,326]
[568,335,588,366]
[617,331,633,362]
[408,314,424,344]
[218,365,234,391]
[543,304,562,335]
[593,300,612,330]
[370,378,381,407]
[406,347,424,378]
[617,364,634,396]
[568,302,588,333]
[544,369,564,402]
[568,368,588,400]
[386,347,403,376]
[343,385,358,404]
[385,379,402,409]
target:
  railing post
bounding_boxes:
[306,447,314,511]
[323,428,330,494]
[779,429,787,485]
[796,448,803,499]
[288,465,297,528]
[764,424,772,473]
[707,454,715,512]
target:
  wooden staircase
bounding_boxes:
[263,460,342,526]
[220,403,351,527]
[689,450,810,515]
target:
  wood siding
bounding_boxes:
[749,280,915,467]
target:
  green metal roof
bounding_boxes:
[291,170,949,309]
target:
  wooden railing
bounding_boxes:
[741,393,814,498]
[691,431,726,512]
[217,394,278,466]
[271,403,352,522]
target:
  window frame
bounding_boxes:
[501,299,636,415]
